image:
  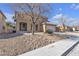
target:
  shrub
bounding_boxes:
[46,29,53,34]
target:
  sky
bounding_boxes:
[0,3,79,26]
[49,3,79,26]
[0,3,14,23]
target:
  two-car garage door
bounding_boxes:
[47,25,56,32]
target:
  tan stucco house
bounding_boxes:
[0,10,7,33]
[15,12,48,32]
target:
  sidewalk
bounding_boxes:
[19,38,79,56]
[67,43,79,56]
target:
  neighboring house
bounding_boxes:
[56,25,69,32]
[67,26,77,31]
[0,10,7,33]
[15,12,48,32]
[42,22,57,32]
[66,26,72,31]
[76,26,79,31]
[6,22,16,33]
[56,25,65,32]
[72,27,76,31]
[71,26,79,31]
[59,26,77,32]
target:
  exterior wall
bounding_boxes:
[43,24,46,32]
[72,27,76,31]
[76,27,79,31]
[0,13,7,33]
[0,22,3,33]
[16,18,31,32]
[15,12,48,32]
[0,13,3,33]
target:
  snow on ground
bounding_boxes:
[67,43,79,56]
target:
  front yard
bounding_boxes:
[0,33,64,56]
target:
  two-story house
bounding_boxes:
[15,12,48,32]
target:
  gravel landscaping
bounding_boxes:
[0,33,64,56]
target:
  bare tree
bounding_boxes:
[11,3,52,35]
[60,16,67,32]
[53,14,68,32]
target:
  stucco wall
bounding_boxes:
[15,13,47,32]
[0,23,3,33]
[0,13,7,33]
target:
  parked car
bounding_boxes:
[12,30,16,33]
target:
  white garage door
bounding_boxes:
[47,26,56,32]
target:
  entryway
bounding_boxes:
[19,22,27,31]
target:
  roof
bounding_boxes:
[0,10,6,19]
[42,22,57,26]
